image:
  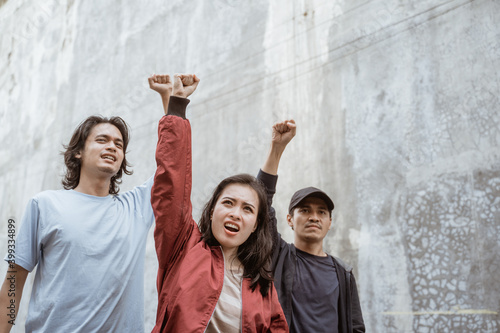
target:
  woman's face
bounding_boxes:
[211,183,260,257]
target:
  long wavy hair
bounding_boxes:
[199,174,273,296]
[62,115,132,195]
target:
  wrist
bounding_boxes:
[269,143,287,156]
[172,91,187,98]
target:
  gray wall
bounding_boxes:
[1,0,499,332]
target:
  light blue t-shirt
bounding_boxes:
[9,177,154,332]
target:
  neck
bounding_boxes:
[74,172,112,197]
[222,247,241,270]
[294,240,327,257]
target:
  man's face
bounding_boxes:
[287,197,332,244]
[76,123,124,178]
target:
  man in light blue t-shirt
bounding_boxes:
[0,74,185,332]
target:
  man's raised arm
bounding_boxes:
[261,119,296,176]
[258,120,296,254]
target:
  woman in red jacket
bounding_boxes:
[149,73,288,333]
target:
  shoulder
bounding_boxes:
[20,191,70,227]
[32,189,108,210]
[330,255,353,273]
[32,189,68,204]
[117,176,154,199]
[280,238,295,253]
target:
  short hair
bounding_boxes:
[62,115,132,195]
[198,174,273,296]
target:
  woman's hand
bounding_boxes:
[172,74,200,98]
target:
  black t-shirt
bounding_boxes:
[291,248,340,333]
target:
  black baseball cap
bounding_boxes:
[288,187,335,214]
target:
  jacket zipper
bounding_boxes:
[203,246,225,333]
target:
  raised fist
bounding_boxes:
[148,74,173,98]
[272,119,296,147]
[172,74,200,98]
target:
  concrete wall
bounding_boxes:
[1,0,499,332]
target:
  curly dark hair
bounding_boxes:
[198,174,273,297]
[62,115,132,195]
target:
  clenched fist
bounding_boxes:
[148,74,173,98]
[172,74,200,99]
[272,119,296,147]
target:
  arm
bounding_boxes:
[350,273,365,333]
[257,169,281,263]
[261,120,296,176]
[150,74,200,272]
[148,74,173,114]
[0,198,42,332]
[258,120,296,257]
[0,264,29,333]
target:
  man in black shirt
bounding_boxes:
[258,120,365,333]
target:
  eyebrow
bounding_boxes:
[221,196,256,209]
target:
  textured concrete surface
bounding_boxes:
[0,0,499,332]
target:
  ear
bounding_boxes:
[286,214,294,228]
[75,150,82,159]
[328,216,333,230]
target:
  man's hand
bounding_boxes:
[148,74,173,98]
[272,119,296,148]
[149,74,173,115]
[172,74,200,98]
[262,119,296,175]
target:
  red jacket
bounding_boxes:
[151,97,289,333]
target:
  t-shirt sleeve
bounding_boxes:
[5,198,42,272]
[121,175,155,228]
